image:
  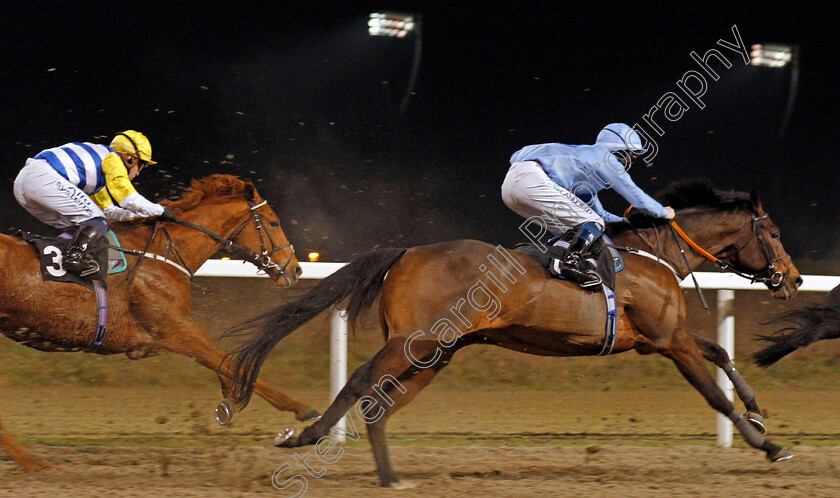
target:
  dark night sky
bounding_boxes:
[1,1,837,262]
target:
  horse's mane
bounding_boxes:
[606,179,752,235]
[655,179,750,211]
[162,174,256,214]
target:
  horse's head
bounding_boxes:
[723,190,802,299]
[646,180,802,300]
[233,180,302,287]
[167,175,302,287]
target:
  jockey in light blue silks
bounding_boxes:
[502,123,675,288]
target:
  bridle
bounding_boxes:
[172,200,295,282]
[668,213,791,291]
[124,199,295,284]
[713,213,791,289]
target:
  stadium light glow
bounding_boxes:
[367,12,423,112]
[750,43,793,67]
[750,43,799,139]
[308,252,320,262]
[368,12,416,38]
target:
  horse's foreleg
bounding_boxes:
[156,320,316,421]
[664,332,791,462]
[251,381,320,421]
[693,334,764,432]
[0,412,51,471]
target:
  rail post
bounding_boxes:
[716,289,735,447]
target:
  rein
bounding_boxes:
[121,200,294,282]
[622,206,791,292]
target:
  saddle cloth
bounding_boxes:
[21,230,128,289]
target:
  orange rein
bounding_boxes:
[668,221,718,263]
[622,205,718,263]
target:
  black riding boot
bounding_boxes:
[559,224,602,289]
[63,225,101,277]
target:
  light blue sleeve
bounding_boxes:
[609,169,666,218]
[590,195,624,223]
[510,144,546,164]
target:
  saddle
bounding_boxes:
[514,233,623,292]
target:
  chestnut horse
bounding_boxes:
[228,181,802,488]
[0,174,318,471]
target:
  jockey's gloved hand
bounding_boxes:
[624,207,667,227]
[159,208,177,222]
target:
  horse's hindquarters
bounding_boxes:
[380,241,625,357]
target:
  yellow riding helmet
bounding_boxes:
[110,130,157,165]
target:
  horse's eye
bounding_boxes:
[771,232,779,239]
[270,221,280,228]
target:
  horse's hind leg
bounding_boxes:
[277,336,423,445]
[693,334,765,433]
[365,367,438,489]
[664,332,791,462]
[0,412,50,471]
[276,336,446,488]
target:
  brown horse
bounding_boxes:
[228,181,802,488]
[0,174,319,471]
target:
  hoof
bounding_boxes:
[215,399,235,426]
[388,480,417,489]
[745,411,766,434]
[768,447,794,463]
[297,408,322,422]
[274,428,296,447]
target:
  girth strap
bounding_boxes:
[88,280,108,351]
[598,283,618,356]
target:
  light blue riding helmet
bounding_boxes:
[595,123,647,153]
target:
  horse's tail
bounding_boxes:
[224,247,408,407]
[753,303,840,367]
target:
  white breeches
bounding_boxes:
[501,161,603,237]
[13,158,105,229]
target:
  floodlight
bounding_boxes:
[750,44,793,67]
[369,12,417,38]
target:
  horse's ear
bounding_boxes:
[243,179,258,203]
[749,189,764,213]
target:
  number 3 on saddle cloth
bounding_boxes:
[515,235,623,356]
[20,230,129,351]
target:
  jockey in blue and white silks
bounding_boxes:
[13,130,175,276]
[502,123,675,288]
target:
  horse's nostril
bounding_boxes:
[795,276,803,287]
[295,265,303,278]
